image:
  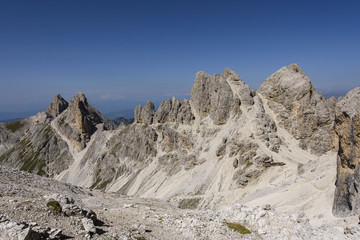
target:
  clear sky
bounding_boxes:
[0,0,359,116]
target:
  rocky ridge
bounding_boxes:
[0,64,360,238]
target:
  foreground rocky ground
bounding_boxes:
[1,166,360,240]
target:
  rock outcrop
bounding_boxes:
[46,94,68,118]
[56,92,115,151]
[134,100,155,124]
[333,88,360,216]
[153,97,194,124]
[190,68,256,125]
[0,215,62,240]
[223,68,255,106]
[190,71,235,125]
[258,64,335,155]
[1,64,360,225]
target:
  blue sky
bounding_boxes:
[0,0,359,116]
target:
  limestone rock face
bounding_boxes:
[134,100,155,124]
[153,99,172,123]
[3,65,360,224]
[253,96,281,152]
[109,124,158,162]
[258,64,335,155]
[223,68,255,106]
[46,94,68,118]
[56,92,115,151]
[154,97,194,124]
[333,88,360,216]
[191,70,236,125]
[68,92,115,133]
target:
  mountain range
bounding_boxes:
[0,64,359,239]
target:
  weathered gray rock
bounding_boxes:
[81,217,96,234]
[258,64,335,155]
[253,96,281,152]
[158,124,193,153]
[223,68,255,106]
[46,94,68,118]
[0,214,61,240]
[0,115,72,177]
[154,99,172,123]
[44,193,74,205]
[134,100,155,124]
[190,68,256,125]
[191,71,235,125]
[154,97,194,124]
[109,124,158,161]
[176,99,195,124]
[333,88,360,217]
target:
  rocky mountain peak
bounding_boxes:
[134,100,155,124]
[69,92,88,111]
[2,64,360,231]
[68,92,94,134]
[46,94,68,118]
[257,64,335,155]
[223,67,242,81]
[223,68,255,106]
[191,69,238,125]
[135,97,194,125]
[55,92,115,151]
[337,87,360,118]
[153,97,194,124]
[258,64,311,99]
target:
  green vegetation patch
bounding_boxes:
[178,198,201,209]
[47,200,62,213]
[0,138,46,176]
[5,120,24,132]
[0,145,17,163]
[226,222,251,234]
[90,176,102,189]
[17,139,46,175]
[135,237,146,240]
[97,178,112,190]
[37,161,47,176]
[43,125,54,140]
